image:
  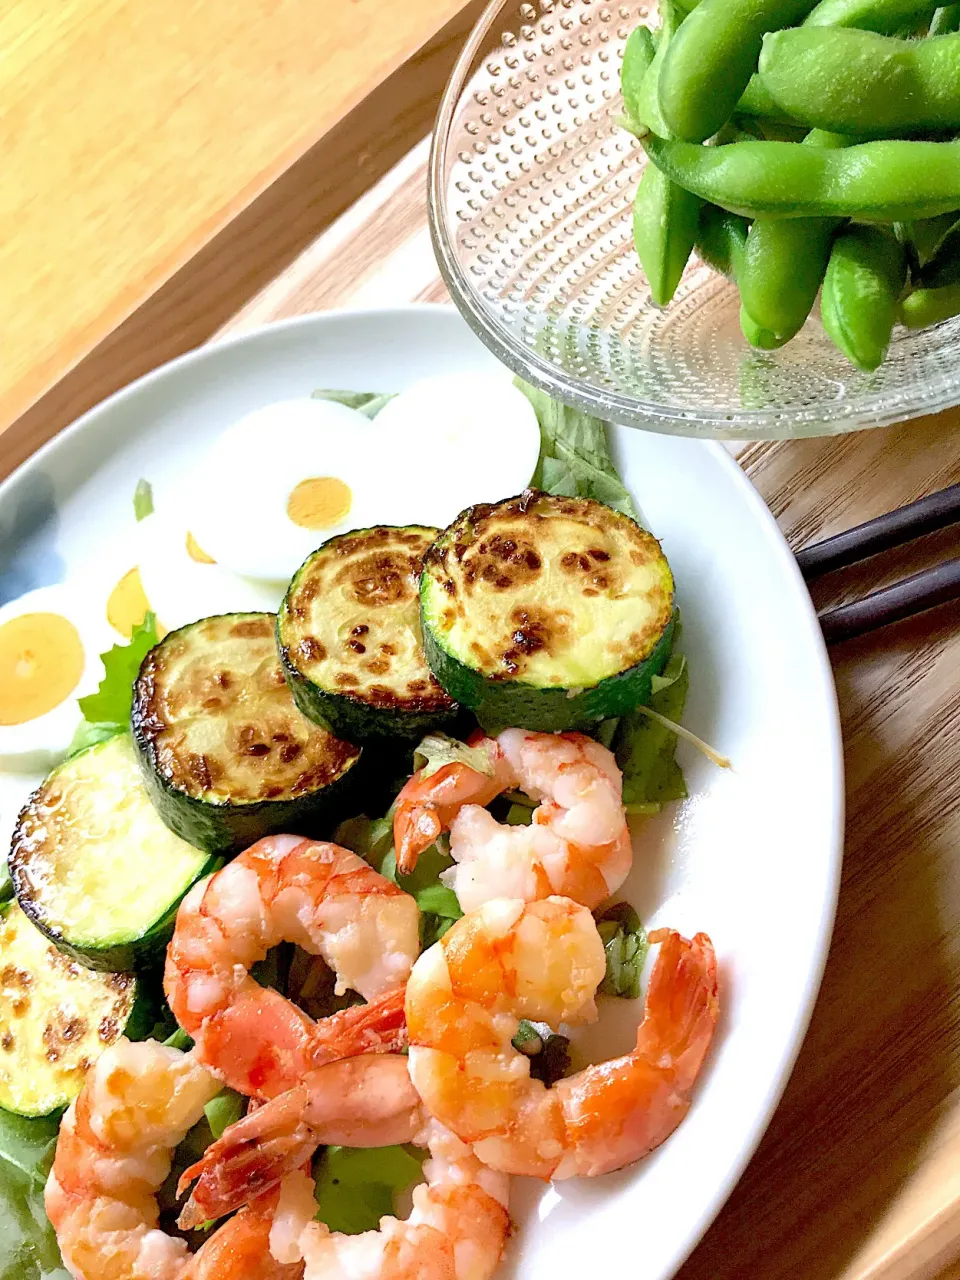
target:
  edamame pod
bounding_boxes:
[658,0,821,142]
[900,280,960,324]
[929,3,960,33]
[621,26,657,124]
[694,203,749,278]
[821,226,907,369]
[894,211,959,270]
[643,135,960,220]
[633,163,702,305]
[737,129,853,341]
[759,27,960,135]
[803,0,940,30]
[632,2,683,137]
[740,305,786,347]
[917,218,960,283]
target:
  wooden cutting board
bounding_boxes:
[5,76,960,1280]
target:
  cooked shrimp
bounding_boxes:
[164,834,420,1097]
[270,1118,510,1280]
[45,1037,302,1280]
[394,730,631,912]
[177,1055,426,1229]
[405,897,718,1179]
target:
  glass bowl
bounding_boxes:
[428,0,960,439]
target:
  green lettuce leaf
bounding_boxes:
[311,389,396,419]
[313,1145,426,1235]
[204,1090,244,1141]
[614,645,689,811]
[72,613,159,742]
[516,378,639,520]
[0,1110,69,1280]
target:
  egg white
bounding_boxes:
[135,512,282,634]
[371,373,542,527]
[183,398,384,583]
[0,584,116,771]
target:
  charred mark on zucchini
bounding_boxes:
[0,900,142,1115]
[278,527,460,741]
[132,613,361,854]
[420,492,675,732]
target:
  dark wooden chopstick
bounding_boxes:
[795,482,960,642]
[817,557,960,643]
[796,482,960,580]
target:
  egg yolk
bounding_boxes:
[287,477,352,530]
[107,568,151,638]
[186,532,216,564]
[0,613,84,726]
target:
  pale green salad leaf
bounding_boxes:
[133,479,154,522]
[311,389,396,419]
[413,732,494,781]
[516,379,639,520]
[313,1145,426,1235]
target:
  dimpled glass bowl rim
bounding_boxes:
[428,0,960,439]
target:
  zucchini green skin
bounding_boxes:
[277,527,460,743]
[132,613,362,856]
[420,492,676,734]
[422,608,676,733]
[10,735,218,973]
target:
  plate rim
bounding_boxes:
[0,302,845,1279]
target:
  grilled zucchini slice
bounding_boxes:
[0,901,145,1116]
[420,492,675,732]
[278,527,459,741]
[10,734,215,971]
[133,613,361,854]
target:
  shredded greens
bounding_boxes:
[511,1021,572,1086]
[68,613,159,756]
[596,903,648,1000]
[333,813,463,949]
[313,1145,426,1235]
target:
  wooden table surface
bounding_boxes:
[6,11,960,1280]
[0,0,484,476]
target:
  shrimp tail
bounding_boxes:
[309,986,408,1067]
[640,929,719,1087]
[394,742,513,874]
[395,801,444,874]
[178,1088,317,1229]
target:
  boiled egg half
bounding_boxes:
[0,585,115,770]
[184,398,384,583]
[180,380,542,584]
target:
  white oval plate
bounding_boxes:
[0,305,843,1280]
